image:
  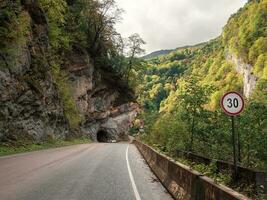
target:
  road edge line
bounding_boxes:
[126,144,142,200]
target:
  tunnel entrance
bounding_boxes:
[96,130,109,143]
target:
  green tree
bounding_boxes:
[125,33,146,80]
[82,0,123,63]
[240,100,267,169]
[177,76,214,151]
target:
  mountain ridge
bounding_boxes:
[142,41,211,60]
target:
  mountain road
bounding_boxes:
[0,142,173,200]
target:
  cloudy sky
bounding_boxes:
[115,0,247,54]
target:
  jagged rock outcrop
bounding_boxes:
[227,52,258,98]
[82,103,139,142]
[0,1,69,142]
[67,49,138,142]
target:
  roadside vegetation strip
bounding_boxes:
[133,139,249,200]
[148,145,266,198]
[0,137,91,157]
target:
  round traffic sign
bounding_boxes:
[221,92,244,116]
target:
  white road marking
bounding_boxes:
[126,144,142,200]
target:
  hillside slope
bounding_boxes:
[135,0,267,175]
[142,49,174,60]
[142,42,208,60]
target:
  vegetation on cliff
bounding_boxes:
[0,0,144,133]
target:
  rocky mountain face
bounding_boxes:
[0,0,137,143]
[226,52,258,98]
[0,0,68,142]
[67,49,138,142]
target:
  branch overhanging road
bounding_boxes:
[0,143,173,200]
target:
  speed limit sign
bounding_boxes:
[221,92,244,180]
[221,92,244,116]
[221,91,245,181]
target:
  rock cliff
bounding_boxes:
[0,0,69,142]
[226,52,258,98]
[0,0,137,143]
[67,47,138,142]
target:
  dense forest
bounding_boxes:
[132,0,267,184]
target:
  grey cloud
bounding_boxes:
[115,0,247,53]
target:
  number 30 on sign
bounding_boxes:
[221,92,244,116]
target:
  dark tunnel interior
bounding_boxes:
[96,130,109,143]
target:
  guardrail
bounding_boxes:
[133,140,249,200]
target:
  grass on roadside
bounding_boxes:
[0,137,91,157]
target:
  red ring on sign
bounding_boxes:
[220,91,245,116]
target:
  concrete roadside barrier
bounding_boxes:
[133,140,249,200]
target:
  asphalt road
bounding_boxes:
[0,143,173,200]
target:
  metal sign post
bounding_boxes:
[231,115,238,180]
[221,92,244,181]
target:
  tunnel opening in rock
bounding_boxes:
[96,130,109,143]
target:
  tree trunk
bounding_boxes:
[237,129,241,163]
[190,116,195,152]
